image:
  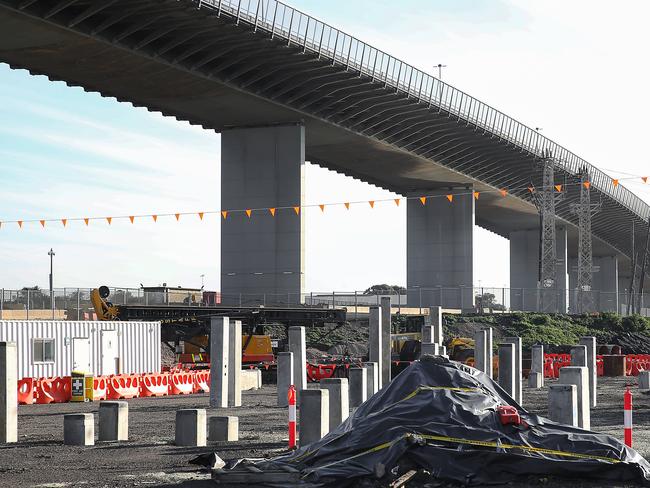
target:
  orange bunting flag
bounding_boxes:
[473,191,480,200]
[555,184,562,192]
[221,211,228,219]
[369,201,375,208]
[499,189,507,197]
[613,179,619,187]
[175,213,180,221]
[293,206,300,215]
[419,196,427,205]
[151,215,157,222]
[40,220,45,228]
[269,208,276,216]
[446,194,453,203]
[129,216,135,224]
[106,217,112,225]
[18,221,23,228]
[83,218,89,226]
[583,181,591,189]
[198,212,204,220]
[319,204,325,212]
[643,177,648,183]
[344,202,350,210]
[245,209,252,218]
[61,219,67,227]
[394,198,401,206]
[528,186,535,193]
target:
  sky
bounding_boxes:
[1,0,649,293]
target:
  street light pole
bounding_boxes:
[48,248,55,319]
[434,63,447,80]
[200,274,205,288]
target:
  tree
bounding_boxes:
[474,292,505,312]
[363,284,407,295]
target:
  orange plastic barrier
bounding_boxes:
[168,372,194,395]
[36,377,72,404]
[106,375,140,400]
[93,376,108,401]
[192,371,210,393]
[140,373,169,397]
[17,378,35,405]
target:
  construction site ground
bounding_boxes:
[1,376,649,488]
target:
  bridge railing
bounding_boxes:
[1,286,648,318]
[199,0,649,221]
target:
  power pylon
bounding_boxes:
[571,168,601,313]
[533,152,564,312]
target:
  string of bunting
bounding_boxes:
[1,175,648,229]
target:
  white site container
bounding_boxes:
[0,321,161,379]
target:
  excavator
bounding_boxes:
[90,285,346,368]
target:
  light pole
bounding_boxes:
[200,274,205,288]
[48,248,55,319]
[434,63,447,102]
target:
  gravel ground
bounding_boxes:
[1,376,649,487]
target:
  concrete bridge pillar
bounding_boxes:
[509,226,567,313]
[407,188,474,310]
[220,124,305,305]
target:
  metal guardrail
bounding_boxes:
[0,286,647,318]
[199,0,650,221]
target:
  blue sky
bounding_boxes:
[1,0,649,292]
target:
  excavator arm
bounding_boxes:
[90,286,120,320]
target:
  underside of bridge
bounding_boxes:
[1,0,648,312]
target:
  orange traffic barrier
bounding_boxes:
[93,376,108,401]
[168,372,194,395]
[17,378,36,405]
[36,377,72,404]
[193,371,210,393]
[106,375,140,400]
[140,373,169,397]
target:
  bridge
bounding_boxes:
[1,0,648,313]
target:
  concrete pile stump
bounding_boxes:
[380,296,392,387]
[277,352,294,407]
[64,413,94,446]
[228,320,243,407]
[428,306,444,345]
[548,384,578,427]
[98,401,128,441]
[528,372,543,389]
[365,362,379,399]
[498,343,515,398]
[484,328,494,378]
[571,345,587,367]
[421,342,440,357]
[422,325,434,344]
[0,342,17,444]
[368,306,383,389]
[288,327,307,395]
[474,330,487,373]
[209,416,239,442]
[299,389,329,446]
[503,337,522,404]
[320,378,349,431]
[559,366,590,430]
[580,336,597,407]
[602,355,626,376]
[210,317,229,408]
[349,367,367,407]
[175,409,207,447]
[531,344,544,387]
[640,371,650,390]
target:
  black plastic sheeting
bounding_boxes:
[217,356,650,486]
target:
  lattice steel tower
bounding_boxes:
[571,168,601,313]
[533,152,564,312]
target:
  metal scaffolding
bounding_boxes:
[571,168,601,313]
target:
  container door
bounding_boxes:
[72,337,91,373]
[101,329,119,375]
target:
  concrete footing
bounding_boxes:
[368,307,383,389]
[98,401,128,441]
[640,371,650,390]
[320,378,349,431]
[289,327,307,394]
[422,325,434,344]
[0,342,17,444]
[349,367,367,407]
[485,328,493,378]
[503,337,522,404]
[228,320,242,407]
[498,343,515,398]
[209,416,239,442]
[559,366,590,430]
[531,345,544,387]
[299,389,329,446]
[64,413,94,446]
[421,342,439,356]
[474,330,487,373]
[549,384,578,427]
[579,336,597,407]
[210,317,229,408]
[277,352,294,407]
[365,362,379,398]
[241,369,262,391]
[175,409,207,447]
[528,372,543,389]
[571,345,587,367]
[380,297,392,387]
